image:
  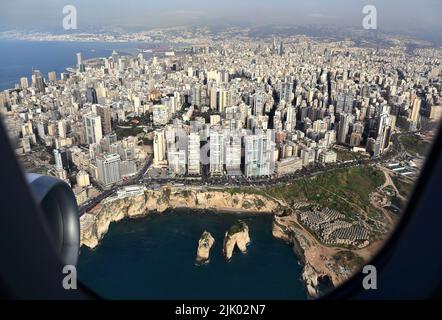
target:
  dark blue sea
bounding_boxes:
[0,40,305,299]
[0,40,143,90]
[78,210,306,299]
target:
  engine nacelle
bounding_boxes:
[26,174,80,266]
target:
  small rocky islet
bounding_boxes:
[195,220,251,264]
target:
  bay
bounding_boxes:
[78,210,306,299]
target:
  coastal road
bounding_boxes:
[79,131,408,216]
[78,156,152,216]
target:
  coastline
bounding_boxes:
[80,186,279,249]
[79,184,376,297]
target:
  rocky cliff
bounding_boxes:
[196,231,215,264]
[223,221,251,260]
[272,214,357,297]
[80,187,278,249]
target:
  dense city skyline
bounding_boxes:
[0,5,440,297]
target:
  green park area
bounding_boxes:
[226,165,386,220]
[115,126,144,139]
[399,134,430,157]
[392,176,414,198]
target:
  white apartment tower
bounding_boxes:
[244,129,274,177]
[84,114,103,145]
[187,132,201,175]
[209,129,225,175]
[153,129,166,166]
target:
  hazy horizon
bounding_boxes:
[0,0,441,35]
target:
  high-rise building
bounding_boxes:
[350,132,363,147]
[218,89,231,113]
[48,71,57,83]
[84,114,103,145]
[191,86,201,107]
[279,81,293,105]
[285,105,297,131]
[209,129,224,175]
[337,113,354,144]
[153,129,166,166]
[96,105,112,135]
[168,149,187,175]
[76,170,90,187]
[53,148,69,171]
[96,154,121,187]
[187,132,200,175]
[77,52,85,72]
[244,130,274,177]
[253,92,266,116]
[20,77,29,89]
[32,70,45,92]
[57,120,67,139]
[224,135,242,176]
[210,87,218,110]
[76,52,82,66]
[86,87,98,104]
[409,97,421,129]
[120,160,137,178]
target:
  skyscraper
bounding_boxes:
[218,89,231,113]
[279,81,293,105]
[57,120,67,139]
[77,52,85,72]
[409,97,421,129]
[153,129,166,166]
[337,113,354,144]
[191,86,201,107]
[187,132,201,175]
[210,87,218,110]
[285,105,297,131]
[20,77,29,89]
[86,87,98,104]
[96,105,112,135]
[168,149,187,175]
[76,52,82,66]
[225,135,242,176]
[244,130,274,177]
[48,71,57,83]
[96,154,121,187]
[84,114,103,145]
[32,70,45,92]
[53,148,69,171]
[209,129,224,175]
[253,91,266,116]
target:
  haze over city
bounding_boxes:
[0,0,441,302]
[1,0,441,34]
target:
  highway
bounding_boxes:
[78,131,408,216]
[78,155,152,216]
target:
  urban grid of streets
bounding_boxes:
[1,26,441,254]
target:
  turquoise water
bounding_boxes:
[78,210,307,299]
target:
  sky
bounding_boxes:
[0,0,441,33]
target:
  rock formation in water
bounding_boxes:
[195,231,215,264]
[223,220,251,260]
[80,186,279,249]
